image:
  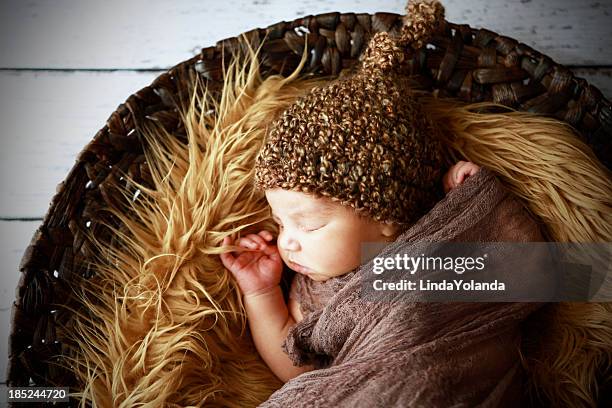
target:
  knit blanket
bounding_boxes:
[260,168,547,407]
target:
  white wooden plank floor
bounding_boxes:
[1,0,611,387]
[0,70,160,218]
[1,0,610,69]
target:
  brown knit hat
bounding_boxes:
[255,0,447,226]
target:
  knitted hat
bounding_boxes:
[255,0,447,226]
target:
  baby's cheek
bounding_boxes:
[339,239,364,267]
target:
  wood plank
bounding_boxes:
[0,70,159,218]
[573,68,612,99]
[0,0,610,69]
[0,220,41,383]
[1,310,11,385]
[443,0,612,66]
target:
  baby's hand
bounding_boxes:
[220,230,283,298]
[443,161,480,194]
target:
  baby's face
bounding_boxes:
[265,188,397,282]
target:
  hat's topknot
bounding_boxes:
[361,0,445,76]
[255,0,447,226]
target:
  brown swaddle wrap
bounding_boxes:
[261,168,548,407]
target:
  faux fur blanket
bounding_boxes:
[261,168,548,407]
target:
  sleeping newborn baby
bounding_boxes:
[220,161,480,382]
[220,0,468,382]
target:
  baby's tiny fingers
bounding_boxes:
[247,233,267,248]
[258,230,273,241]
[455,168,468,184]
[467,163,480,176]
[220,250,236,270]
[453,166,463,184]
[237,237,258,249]
[221,237,236,253]
[458,163,478,180]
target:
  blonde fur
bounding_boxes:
[419,95,612,407]
[60,35,329,407]
[58,33,611,407]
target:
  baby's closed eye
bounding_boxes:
[299,223,326,232]
[272,215,326,232]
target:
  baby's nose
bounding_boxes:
[278,232,300,252]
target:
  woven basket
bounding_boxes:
[8,9,612,405]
